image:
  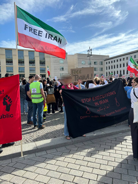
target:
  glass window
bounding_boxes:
[100,68,103,71]
[94,68,97,71]
[106,72,108,76]
[100,61,103,65]
[127,70,128,74]
[126,63,128,66]
[29,51,35,66]
[41,74,46,78]
[106,66,107,70]
[0,74,1,78]
[134,55,136,58]
[94,61,97,65]
[0,66,1,72]
[19,67,25,73]
[18,50,24,66]
[109,66,110,69]
[123,70,125,75]
[120,59,121,61]
[19,74,25,78]
[109,61,110,64]
[60,60,64,64]
[39,53,45,66]
[114,71,115,75]
[117,59,118,62]
[6,67,13,73]
[123,58,125,61]
[123,63,125,67]
[120,64,121,67]
[126,57,128,60]
[106,62,107,64]
[111,61,113,63]
[114,60,115,63]
[117,71,118,74]
[29,67,35,73]
[117,65,118,68]
[81,61,85,65]
[60,67,64,71]
[5,50,13,65]
[120,70,122,75]
[40,67,46,73]
[111,66,113,69]
[114,65,115,69]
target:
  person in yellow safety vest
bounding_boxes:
[28,74,46,129]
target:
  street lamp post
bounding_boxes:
[87,47,92,67]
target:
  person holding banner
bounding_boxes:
[61,75,85,140]
[129,77,138,160]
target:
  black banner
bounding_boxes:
[62,80,131,138]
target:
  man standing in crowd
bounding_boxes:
[25,75,35,125]
[28,75,46,129]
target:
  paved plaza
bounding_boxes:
[18,112,64,146]
[0,131,138,184]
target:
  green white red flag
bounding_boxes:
[15,5,67,59]
[47,67,50,77]
[127,57,138,77]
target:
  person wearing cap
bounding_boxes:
[28,75,46,129]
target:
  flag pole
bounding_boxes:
[14,2,19,75]
[14,2,23,157]
[21,140,23,157]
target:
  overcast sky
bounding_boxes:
[0,0,138,56]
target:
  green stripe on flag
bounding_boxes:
[17,6,63,36]
[130,57,138,66]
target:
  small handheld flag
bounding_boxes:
[127,57,138,76]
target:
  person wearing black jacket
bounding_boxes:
[54,82,60,111]
[58,82,63,112]
[46,81,56,114]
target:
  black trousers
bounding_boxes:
[55,97,59,111]
[129,108,138,158]
[59,96,63,111]
[48,103,55,113]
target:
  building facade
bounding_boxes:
[0,47,68,79]
[67,53,109,77]
[104,50,138,77]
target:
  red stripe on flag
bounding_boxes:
[127,65,138,76]
[18,33,66,59]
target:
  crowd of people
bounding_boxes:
[0,73,138,160]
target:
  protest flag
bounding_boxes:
[127,57,138,76]
[15,4,67,59]
[47,67,50,77]
[0,75,22,145]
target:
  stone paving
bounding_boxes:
[0,131,138,184]
[18,112,127,146]
[18,112,64,146]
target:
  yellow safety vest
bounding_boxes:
[30,82,43,103]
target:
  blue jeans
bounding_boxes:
[27,101,33,123]
[20,98,28,113]
[63,106,69,136]
[33,101,43,128]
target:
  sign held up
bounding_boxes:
[71,67,94,82]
